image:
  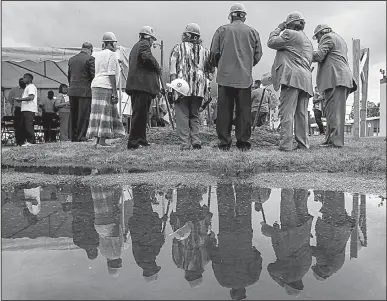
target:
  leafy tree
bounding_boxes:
[349,101,380,119]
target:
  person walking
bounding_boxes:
[169,23,214,150]
[268,12,314,151]
[55,84,71,141]
[40,90,58,143]
[68,42,95,142]
[14,73,38,146]
[7,78,26,145]
[208,3,263,151]
[126,26,161,150]
[312,24,357,148]
[86,32,125,147]
[312,86,325,135]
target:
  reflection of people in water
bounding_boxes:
[253,187,271,212]
[170,186,213,288]
[58,185,73,212]
[72,185,99,260]
[92,186,124,278]
[23,186,42,225]
[128,185,167,283]
[311,190,355,281]
[207,184,263,300]
[261,188,313,296]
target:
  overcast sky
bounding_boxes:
[2,1,386,107]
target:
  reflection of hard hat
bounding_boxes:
[139,26,157,40]
[144,271,159,283]
[166,79,190,96]
[284,284,302,296]
[108,267,121,278]
[230,3,247,14]
[313,24,331,40]
[184,23,201,36]
[312,265,328,281]
[102,32,117,42]
[188,276,203,288]
[285,11,305,25]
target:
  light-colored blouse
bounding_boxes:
[91,49,120,90]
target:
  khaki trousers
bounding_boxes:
[278,85,310,151]
[174,96,203,149]
[323,86,350,147]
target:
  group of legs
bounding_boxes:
[279,84,349,151]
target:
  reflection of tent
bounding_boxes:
[1,46,131,114]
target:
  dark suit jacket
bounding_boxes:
[126,39,161,97]
[68,51,95,98]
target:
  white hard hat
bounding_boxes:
[230,3,247,14]
[313,24,331,40]
[139,26,157,41]
[166,79,190,96]
[102,32,117,42]
[184,23,201,36]
[285,11,305,25]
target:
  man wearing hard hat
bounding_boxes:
[168,23,214,150]
[267,12,314,151]
[126,26,161,150]
[209,3,263,151]
[312,25,357,148]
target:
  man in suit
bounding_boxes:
[268,12,314,151]
[126,26,161,150]
[209,3,263,151]
[68,42,95,142]
[312,24,357,148]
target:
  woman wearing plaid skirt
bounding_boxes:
[87,32,125,147]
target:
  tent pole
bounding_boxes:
[6,61,62,85]
[52,61,68,78]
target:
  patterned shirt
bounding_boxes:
[169,42,213,99]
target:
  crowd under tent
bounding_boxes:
[1,46,132,116]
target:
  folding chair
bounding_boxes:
[33,116,45,143]
[1,116,15,145]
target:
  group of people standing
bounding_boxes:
[125,3,357,151]
[11,184,357,299]
[6,2,357,151]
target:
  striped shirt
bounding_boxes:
[169,42,212,98]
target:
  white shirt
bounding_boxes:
[21,83,38,113]
[91,49,120,89]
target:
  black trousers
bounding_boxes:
[313,109,325,134]
[69,96,91,142]
[128,91,152,147]
[14,107,23,145]
[216,85,252,149]
[19,111,36,145]
[42,112,57,142]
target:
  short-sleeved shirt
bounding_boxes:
[42,97,56,113]
[21,83,38,113]
[91,49,119,89]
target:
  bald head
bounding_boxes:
[81,42,93,55]
[82,42,93,50]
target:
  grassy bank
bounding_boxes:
[1,170,385,196]
[1,127,386,176]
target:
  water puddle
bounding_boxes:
[1,165,148,176]
[1,183,385,300]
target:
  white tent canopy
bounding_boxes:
[1,46,132,115]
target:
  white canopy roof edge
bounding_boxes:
[1,46,130,68]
